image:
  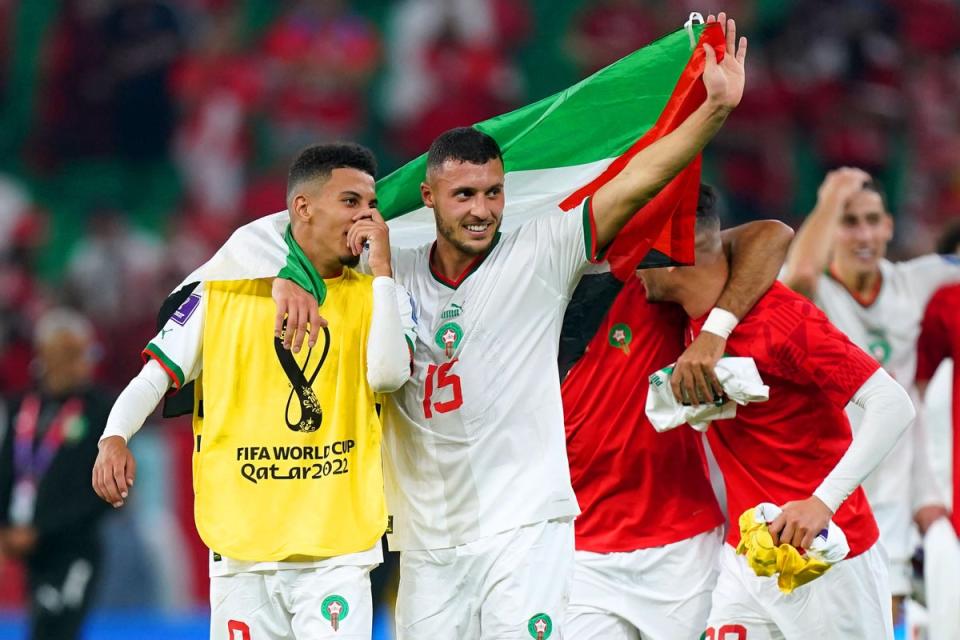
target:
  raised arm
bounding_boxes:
[782,168,870,298]
[591,13,747,249]
[349,210,415,392]
[671,220,794,403]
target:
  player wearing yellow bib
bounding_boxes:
[92,144,417,640]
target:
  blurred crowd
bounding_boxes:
[2,0,960,614]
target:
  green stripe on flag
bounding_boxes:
[375,24,704,220]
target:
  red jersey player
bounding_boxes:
[638,202,915,638]
[560,186,793,639]
[917,282,960,538]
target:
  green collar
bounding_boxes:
[278,225,327,305]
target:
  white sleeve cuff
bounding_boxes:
[99,360,171,443]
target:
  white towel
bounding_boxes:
[753,502,850,564]
[923,518,960,640]
[645,357,769,432]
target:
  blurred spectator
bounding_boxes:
[171,7,265,220]
[33,0,115,168]
[0,176,50,396]
[103,0,183,162]
[384,0,528,157]
[261,0,380,155]
[567,0,659,75]
[0,309,113,640]
[64,207,163,388]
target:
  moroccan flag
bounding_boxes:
[160,20,724,417]
[378,19,724,278]
[175,20,725,290]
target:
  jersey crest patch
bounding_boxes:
[608,323,633,355]
[321,594,349,631]
[435,322,463,358]
[527,613,552,639]
[866,329,891,365]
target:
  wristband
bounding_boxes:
[702,307,739,339]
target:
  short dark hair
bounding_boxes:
[937,220,960,255]
[695,183,721,235]
[426,127,503,173]
[287,143,377,198]
[861,178,890,213]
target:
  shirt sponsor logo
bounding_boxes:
[171,294,201,326]
[440,303,463,320]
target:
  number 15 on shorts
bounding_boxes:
[423,359,463,418]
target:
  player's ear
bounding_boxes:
[291,194,311,222]
[420,182,434,209]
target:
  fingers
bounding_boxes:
[708,366,724,399]
[692,367,715,404]
[670,370,684,402]
[702,42,717,66]
[307,307,326,348]
[275,299,289,339]
[768,515,785,546]
[126,452,137,488]
[283,304,300,350]
[736,36,748,64]
[706,13,716,23]
[725,17,736,56]
[112,461,129,505]
[800,529,816,550]
[290,312,309,354]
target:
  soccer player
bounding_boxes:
[917,282,960,537]
[639,202,916,638]
[273,13,747,638]
[92,143,416,640]
[782,168,960,613]
[560,185,794,639]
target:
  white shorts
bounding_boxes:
[210,563,375,640]
[871,501,913,596]
[566,527,722,640]
[706,543,893,639]
[396,517,574,640]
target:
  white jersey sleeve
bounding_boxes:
[143,283,205,390]
[897,254,960,309]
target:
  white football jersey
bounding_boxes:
[813,255,960,512]
[379,207,599,550]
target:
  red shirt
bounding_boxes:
[562,277,724,552]
[916,283,960,537]
[690,283,881,557]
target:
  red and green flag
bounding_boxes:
[176,20,726,289]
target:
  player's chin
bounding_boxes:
[339,253,361,268]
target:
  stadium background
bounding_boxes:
[0,0,957,637]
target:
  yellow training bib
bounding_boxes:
[193,271,385,561]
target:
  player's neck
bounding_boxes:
[677,270,727,320]
[293,226,344,279]
[431,239,480,282]
[830,262,881,301]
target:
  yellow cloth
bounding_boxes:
[193,272,385,561]
[736,507,832,594]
